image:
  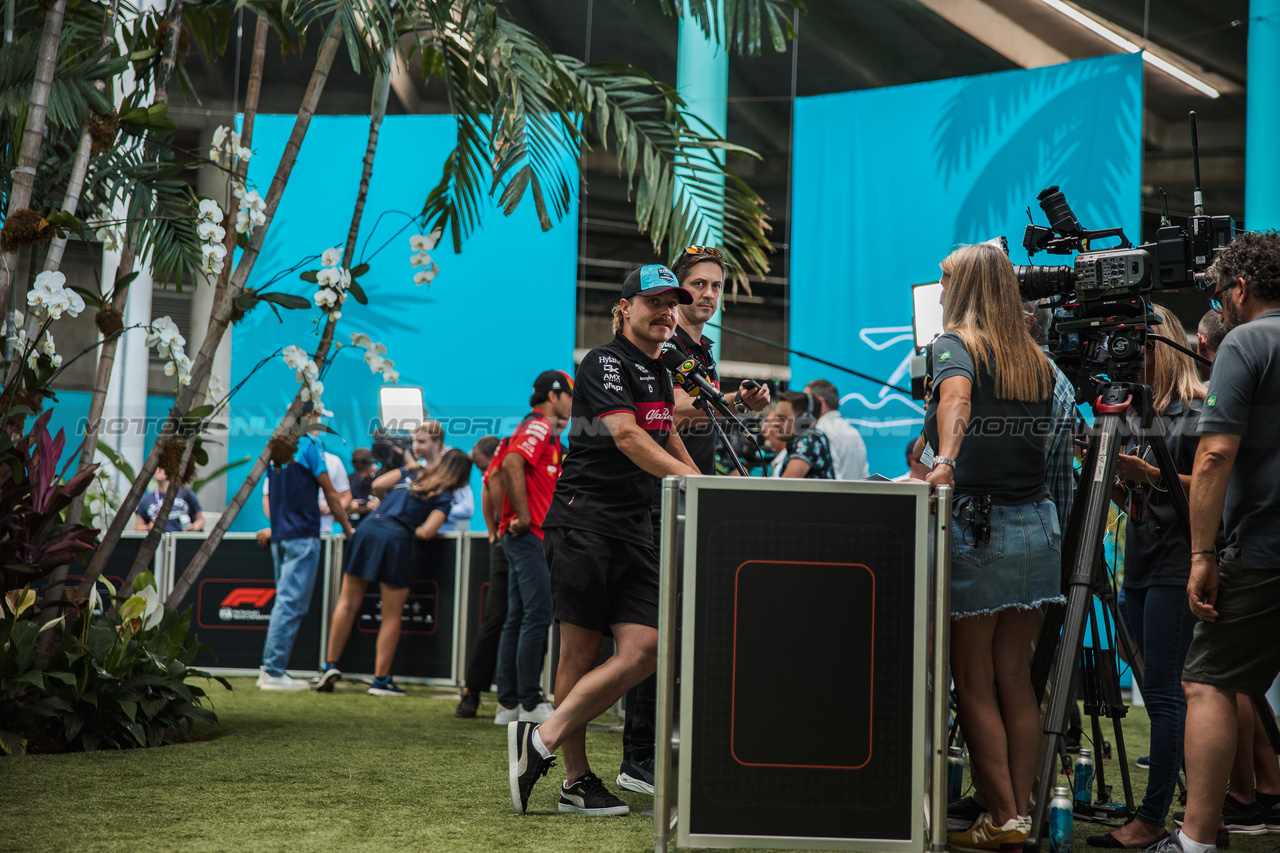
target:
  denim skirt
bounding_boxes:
[949,497,1066,618]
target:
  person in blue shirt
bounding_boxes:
[134,467,204,532]
[317,448,473,696]
[255,433,354,692]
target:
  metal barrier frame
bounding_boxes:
[655,476,951,853]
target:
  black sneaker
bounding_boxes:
[617,757,655,795]
[1222,795,1267,835]
[508,721,555,815]
[455,692,480,718]
[1137,755,1151,769]
[313,663,341,692]
[558,772,630,816]
[947,795,985,831]
[1261,801,1280,834]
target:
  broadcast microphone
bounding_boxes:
[661,348,726,403]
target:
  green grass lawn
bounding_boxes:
[2,679,1279,853]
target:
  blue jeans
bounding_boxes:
[261,537,322,676]
[496,531,552,710]
[1120,584,1198,826]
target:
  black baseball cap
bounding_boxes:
[534,370,574,396]
[621,264,692,303]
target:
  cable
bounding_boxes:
[705,320,910,394]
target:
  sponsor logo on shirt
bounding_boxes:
[636,401,672,429]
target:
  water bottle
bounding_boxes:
[1049,786,1074,853]
[947,747,964,800]
[1074,748,1095,806]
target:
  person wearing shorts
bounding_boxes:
[1155,231,1280,853]
[505,264,699,818]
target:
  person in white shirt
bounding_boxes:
[803,379,869,479]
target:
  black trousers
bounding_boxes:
[464,539,510,693]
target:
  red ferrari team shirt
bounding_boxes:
[498,411,562,540]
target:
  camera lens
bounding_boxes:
[1014,264,1075,300]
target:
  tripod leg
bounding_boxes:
[1026,408,1127,851]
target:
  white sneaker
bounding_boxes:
[259,671,311,691]
[494,704,520,725]
[519,701,555,724]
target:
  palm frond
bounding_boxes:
[293,0,398,75]
[409,1,773,285]
[654,0,802,56]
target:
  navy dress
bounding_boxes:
[344,468,453,589]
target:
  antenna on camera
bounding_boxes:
[1189,111,1204,216]
[1158,188,1171,226]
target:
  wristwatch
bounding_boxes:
[934,455,958,468]
[733,395,749,415]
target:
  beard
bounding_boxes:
[1221,300,1242,330]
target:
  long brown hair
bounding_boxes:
[1147,303,1207,414]
[410,448,473,498]
[940,243,1053,402]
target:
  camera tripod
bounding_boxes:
[1024,378,1191,848]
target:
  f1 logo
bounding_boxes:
[220,588,276,608]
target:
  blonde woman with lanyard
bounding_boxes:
[924,243,1065,852]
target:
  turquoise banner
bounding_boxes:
[789,54,1143,476]
[227,115,579,532]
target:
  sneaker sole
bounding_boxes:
[616,772,654,796]
[508,722,525,814]
[558,801,630,816]
[367,687,406,696]
[313,669,341,692]
[259,684,310,692]
[495,715,519,726]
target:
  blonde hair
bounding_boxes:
[612,303,624,333]
[1147,303,1207,414]
[940,243,1053,402]
[411,448,472,497]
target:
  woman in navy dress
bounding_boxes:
[318,449,473,695]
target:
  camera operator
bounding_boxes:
[925,243,1064,851]
[1086,304,1205,849]
[803,379,869,479]
[347,448,379,528]
[1162,230,1280,853]
[506,264,699,818]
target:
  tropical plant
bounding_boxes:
[0,574,230,756]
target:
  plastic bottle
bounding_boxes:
[1074,747,1095,806]
[947,747,964,800]
[1049,785,1074,853]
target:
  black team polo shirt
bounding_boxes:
[543,331,676,548]
[660,324,721,476]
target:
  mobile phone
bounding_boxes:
[741,380,760,391]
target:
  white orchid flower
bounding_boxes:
[413,267,438,286]
[316,268,341,289]
[197,221,226,242]
[201,242,228,261]
[235,209,252,235]
[320,247,343,268]
[364,351,385,373]
[236,145,253,162]
[198,198,222,223]
[282,345,309,370]
[350,332,373,349]
[212,126,229,148]
[338,268,352,290]
[314,289,339,310]
[382,369,399,384]
[409,234,431,252]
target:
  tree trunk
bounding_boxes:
[76,21,345,602]
[167,62,392,609]
[0,0,67,318]
[121,439,191,594]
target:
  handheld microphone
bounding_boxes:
[661,348,724,402]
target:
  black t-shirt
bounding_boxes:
[543,332,675,547]
[1122,398,1201,588]
[660,325,720,476]
[1199,310,1280,569]
[923,332,1052,505]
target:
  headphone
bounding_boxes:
[793,391,818,437]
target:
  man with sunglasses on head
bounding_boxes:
[1154,231,1280,853]
[506,264,700,819]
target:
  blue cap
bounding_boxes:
[621,264,692,303]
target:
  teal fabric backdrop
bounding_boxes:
[227,115,579,532]
[789,54,1143,477]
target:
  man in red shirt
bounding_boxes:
[494,370,573,725]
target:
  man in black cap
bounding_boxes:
[491,370,574,727]
[507,264,700,818]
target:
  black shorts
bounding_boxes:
[543,527,659,631]
[1182,556,1280,696]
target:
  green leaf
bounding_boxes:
[258,292,312,310]
[193,443,209,467]
[96,441,137,483]
[131,571,156,594]
[234,292,260,311]
[0,730,27,757]
[299,270,319,283]
[350,263,369,278]
[346,280,368,305]
[187,405,215,420]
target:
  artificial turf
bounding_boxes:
[1,679,1279,853]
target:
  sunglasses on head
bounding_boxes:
[673,246,723,269]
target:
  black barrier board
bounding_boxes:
[464,537,491,664]
[334,536,458,680]
[685,485,920,843]
[58,534,145,602]
[172,536,323,672]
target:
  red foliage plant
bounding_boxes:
[0,411,99,593]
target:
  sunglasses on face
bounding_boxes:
[1210,281,1237,314]
[958,495,992,547]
